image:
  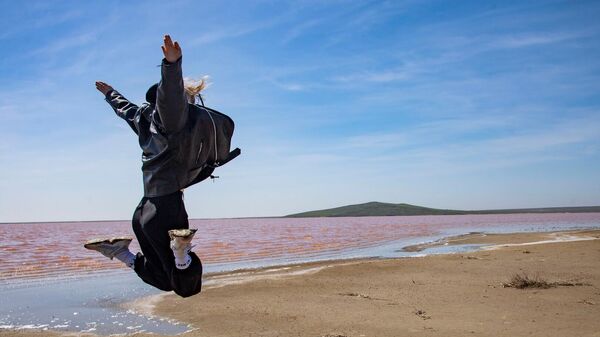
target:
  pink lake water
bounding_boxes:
[2,213,600,283]
[1,213,600,335]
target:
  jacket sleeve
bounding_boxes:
[105,89,140,134]
[156,57,189,134]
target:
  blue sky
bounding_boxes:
[1,0,599,222]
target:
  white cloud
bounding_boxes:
[331,61,420,84]
[0,9,83,40]
[189,13,287,46]
[281,18,325,45]
[30,30,99,56]
[488,31,582,49]
[288,113,600,182]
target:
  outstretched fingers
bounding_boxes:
[162,34,182,62]
[95,81,113,95]
[164,34,173,46]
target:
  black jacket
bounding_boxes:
[105,57,230,197]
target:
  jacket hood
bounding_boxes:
[146,83,159,104]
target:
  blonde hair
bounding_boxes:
[184,76,210,104]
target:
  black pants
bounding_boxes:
[131,191,203,298]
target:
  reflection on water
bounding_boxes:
[0,271,188,335]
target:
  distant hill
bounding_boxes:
[285,202,600,218]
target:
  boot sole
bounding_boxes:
[168,229,197,240]
[84,237,133,249]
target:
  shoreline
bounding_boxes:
[401,229,600,252]
[129,229,600,337]
[150,229,600,337]
[3,213,599,285]
[2,228,599,336]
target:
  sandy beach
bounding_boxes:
[146,229,600,337]
[2,229,600,337]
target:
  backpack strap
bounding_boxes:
[214,148,241,167]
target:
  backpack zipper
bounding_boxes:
[205,108,219,164]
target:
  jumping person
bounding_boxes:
[85,35,206,298]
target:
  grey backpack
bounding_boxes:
[180,97,241,187]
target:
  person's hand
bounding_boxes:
[95,81,113,95]
[162,34,182,63]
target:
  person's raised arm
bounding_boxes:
[96,81,139,134]
[156,34,188,134]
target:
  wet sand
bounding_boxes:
[2,229,600,337]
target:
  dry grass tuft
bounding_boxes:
[503,273,591,289]
[503,273,553,289]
